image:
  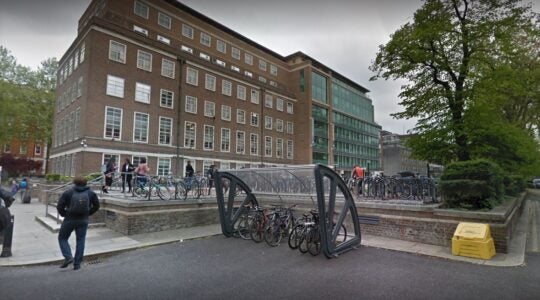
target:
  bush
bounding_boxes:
[504,175,526,196]
[45,174,62,182]
[85,172,102,182]
[440,159,503,210]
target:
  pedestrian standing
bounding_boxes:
[134,157,150,187]
[18,178,28,201]
[121,158,135,193]
[10,180,18,197]
[102,158,116,193]
[57,176,100,270]
[207,165,215,195]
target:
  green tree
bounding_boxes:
[370,0,539,165]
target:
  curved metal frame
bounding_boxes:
[215,165,361,258]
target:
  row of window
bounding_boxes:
[57,76,84,113]
[109,40,176,78]
[104,106,293,159]
[58,42,85,86]
[2,144,42,156]
[185,67,290,111]
[133,1,279,76]
[54,108,81,147]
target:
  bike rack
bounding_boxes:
[214,164,361,258]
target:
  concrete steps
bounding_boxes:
[35,215,106,233]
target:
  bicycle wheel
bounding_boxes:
[298,226,311,254]
[134,185,149,199]
[157,185,172,201]
[237,213,252,240]
[174,181,187,201]
[288,223,305,249]
[307,228,321,256]
[187,180,201,200]
[264,217,282,247]
[250,214,264,243]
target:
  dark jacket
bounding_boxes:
[122,162,135,179]
[57,185,100,220]
[0,188,15,208]
[185,164,194,177]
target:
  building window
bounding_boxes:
[204,101,215,117]
[216,39,227,53]
[184,122,196,148]
[237,85,246,100]
[287,102,294,114]
[161,59,175,78]
[133,112,149,143]
[104,106,122,139]
[312,72,328,103]
[287,140,294,159]
[221,105,231,121]
[131,156,146,167]
[157,158,171,176]
[276,138,283,158]
[160,89,174,108]
[134,1,149,19]
[287,121,294,134]
[137,50,152,72]
[232,47,240,60]
[35,144,42,156]
[265,136,272,157]
[276,119,284,132]
[250,133,258,156]
[270,65,278,76]
[265,94,273,108]
[80,43,85,63]
[182,24,194,39]
[204,125,214,150]
[205,74,216,91]
[135,82,151,104]
[109,40,126,63]
[237,109,246,124]
[158,12,172,29]
[259,76,267,83]
[264,116,272,130]
[159,117,172,145]
[222,79,232,96]
[221,128,231,152]
[259,60,267,71]
[245,53,253,65]
[276,98,284,111]
[3,143,11,153]
[77,76,83,98]
[185,96,197,114]
[250,112,259,127]
[106,75,124,98]
[75,108,81,139]
[200,32,211,47]
[19,144,27,155]
[250,90,259,104]
[186,67,198,86]
[236,131,245,154]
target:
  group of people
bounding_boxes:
[9,178,28,201]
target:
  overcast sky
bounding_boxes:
[1,0,539,133]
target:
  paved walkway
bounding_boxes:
[0,195,531,267]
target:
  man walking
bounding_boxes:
[57,176,100,270]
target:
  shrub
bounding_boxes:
[504,175,526,196]
[45,174,62,182]
[85,172,102,182]
[440,159,503,210]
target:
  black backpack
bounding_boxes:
[68,190,90,216]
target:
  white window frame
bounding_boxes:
[250,112,259,127]
[237,85,246,100]
[287,140,294,159]
[216,39,227,53]
[264,116,273,130]
[270,65,278,76]
[222,79,232,96]
[77,76,83,98]
[245,53,253,65]
[186,67,198,86]
[265,94,273,108]
[133,112,149,143]
[287,121,294,134]
[157,158,171,176]
[185,96,198,114]
[161,59,175,79]
[134,0,149,19]
[250,133,259,156]
[259,59,267,71]
[135,82,151,104]
[221,105,231,121]
[200,32,211,47]
[159,116,173,145]
[204,125,215,150]
[106,75,124,98]
[109,40,126,63]
[276,119,284,132]
[276,98,284,111]
[236,131,245,154]
[237,109,246,124]
[287,102,294,114]
[221,128,231,152]
[137,50,152,72]
[250,89,259,104]
[160,89,174,109]
[184,121,196,148]
[276,138,284,158]
[158,12,172,29]
[182,24,194,39]
[232,47,240,60]
[265,136,272,157]
[205,74,216,91]
[104,106,122,139]
[204,101,215,118]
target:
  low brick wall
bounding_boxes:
[100,198,220,235]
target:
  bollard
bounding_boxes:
[0,215,14,257]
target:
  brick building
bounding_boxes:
[1,139,47,175]
[49,0,380,176]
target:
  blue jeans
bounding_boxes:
[58,219,89,266]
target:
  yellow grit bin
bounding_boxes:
[452,222,496,260]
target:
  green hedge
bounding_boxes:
[440,159,503,210]
[85,172,102,182]
[45,174,72,183]
[504,175,526,196]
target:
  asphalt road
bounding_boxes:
[0,235,539,300]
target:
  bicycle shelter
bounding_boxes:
[215,164,361,258]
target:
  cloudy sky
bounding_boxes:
[1,0,539,133]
